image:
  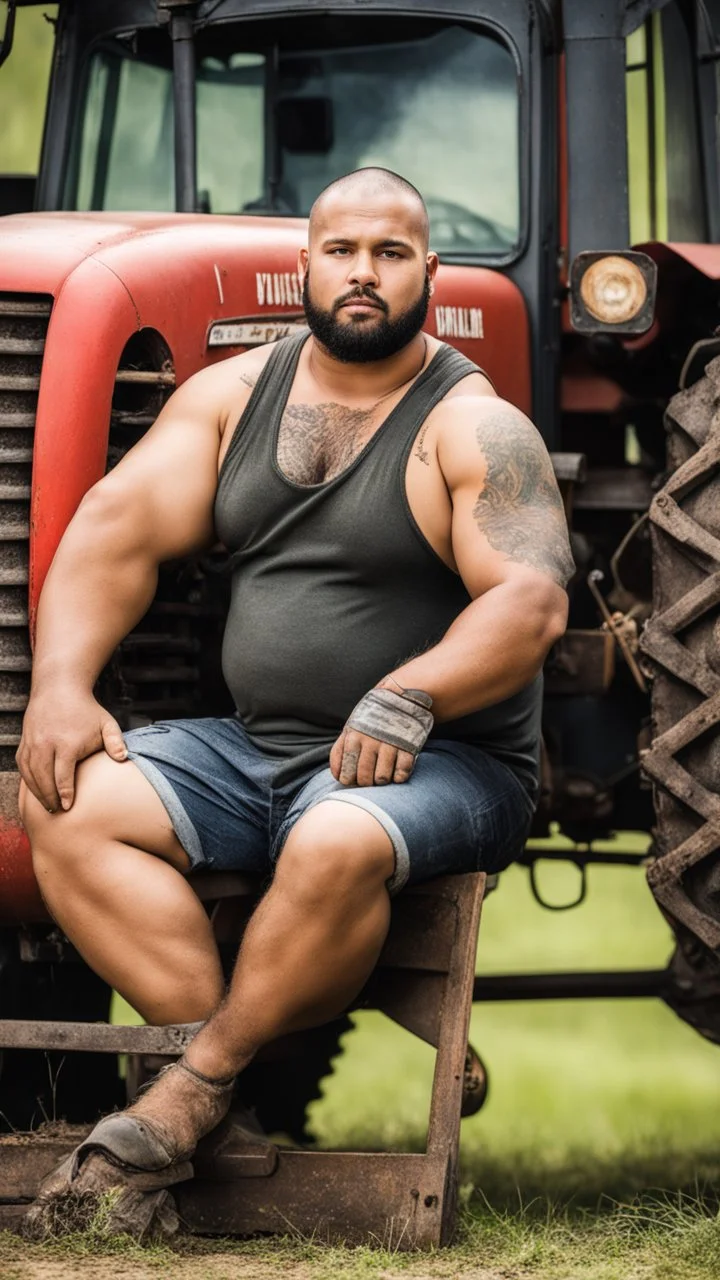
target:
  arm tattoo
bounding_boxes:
[473,407,575,587]
[240,373,257,389]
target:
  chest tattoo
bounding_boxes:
[277,401,379,486]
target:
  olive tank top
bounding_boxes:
[214,331,542,790]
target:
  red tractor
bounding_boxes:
[0,0,719,1243]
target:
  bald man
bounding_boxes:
[19,168,573,1210]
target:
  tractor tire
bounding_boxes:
[641,351,720,1043]
[0,934,124,1131]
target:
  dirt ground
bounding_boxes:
[0,1260,509,1280]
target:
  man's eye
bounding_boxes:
[380,250,401,260]
[329,247,350,256]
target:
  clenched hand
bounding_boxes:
[17,687,128,813]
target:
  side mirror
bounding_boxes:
[0,175,36,214]
[0,1,17,72]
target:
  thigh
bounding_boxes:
[276,741,535,893]
[124,717,273,874]
[25,750,191,872]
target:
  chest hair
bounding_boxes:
[277,401,382,486]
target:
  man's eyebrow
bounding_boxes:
[320,236,415,251]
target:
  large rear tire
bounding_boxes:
[642,352,720,1043]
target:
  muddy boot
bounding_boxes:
[22,1058,235,1242]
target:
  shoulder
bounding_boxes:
[434,395,543,488]
[171,342,280,439]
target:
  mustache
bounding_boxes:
[333,287,389,315]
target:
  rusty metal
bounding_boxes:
[574,466,654,510]
[0,1018,202,1054]
[0,294,47,764]
[641,353,720,1042]
[113,370,176,386]
[588,570,647,691]
[545,628,615,695]
[473,969,669,1000]
[1,874,486,1250]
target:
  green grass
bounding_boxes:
[0,7,57,174]
[11,840,720,1278]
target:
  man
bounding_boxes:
[18,168,572,1208]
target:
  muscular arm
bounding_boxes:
[387,397,573,718]
[18,364,233,811]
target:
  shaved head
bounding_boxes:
[299,167,437,364]
[309,168,430,251]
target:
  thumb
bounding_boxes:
[101,716,128,762]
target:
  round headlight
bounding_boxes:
[580,255,648,325]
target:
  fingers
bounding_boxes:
[17,742,60,813]
[339,731,362,787]
[329,731,346,781]
[374,742,397,785]
[54,750,79,812]
[393,749,415,784]
[101,716,128,764]
[336,733,417,787]
[355,739,379,788]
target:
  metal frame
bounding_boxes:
[0,872,486,1248]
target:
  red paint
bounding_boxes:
[0,211,532,923]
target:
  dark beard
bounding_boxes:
[302,272,430,364]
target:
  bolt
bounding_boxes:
[655,493,668,507]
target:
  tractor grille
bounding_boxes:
[0,294,49,770]
[99,335,230,730]
[0,300,230,771]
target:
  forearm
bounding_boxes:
[31,491,159,694]
[385,579,567,721]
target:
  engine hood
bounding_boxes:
[0,210,308,298]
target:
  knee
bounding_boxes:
[277,802,394,904]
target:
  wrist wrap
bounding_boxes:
[346,686,434,756]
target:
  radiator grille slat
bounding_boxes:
[0,293,47,765]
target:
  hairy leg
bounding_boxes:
[124,800,394,1150]
[20,754,223,1024]
[187,800,393,1077]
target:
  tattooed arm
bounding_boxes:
[384,397,572,721]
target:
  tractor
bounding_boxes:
[0,0,720,1247]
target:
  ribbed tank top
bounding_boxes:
[214,331,541,790]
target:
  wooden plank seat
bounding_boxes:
[0,870,487,1249]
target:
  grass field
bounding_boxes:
[3,845,720,1279]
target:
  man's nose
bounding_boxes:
[347,253,379,288]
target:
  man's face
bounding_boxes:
[299,191,437,363]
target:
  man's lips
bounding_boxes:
[338,298,384,312]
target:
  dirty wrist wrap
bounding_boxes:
[346,686,434,756]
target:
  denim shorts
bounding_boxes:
[124,717,535,894]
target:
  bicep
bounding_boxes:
[81,373,222,562]
[442,401,575,598]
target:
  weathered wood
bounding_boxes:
[0,1020,201,1054]
[177,1150,450,1249]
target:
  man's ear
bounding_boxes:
[422,253,440,295]
[298,247,309,288]
[426,252,439,296]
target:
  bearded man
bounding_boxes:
[17,168,573,1203]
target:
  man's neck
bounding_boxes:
[306,332,428,404]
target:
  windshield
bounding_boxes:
[67,17,520,258]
